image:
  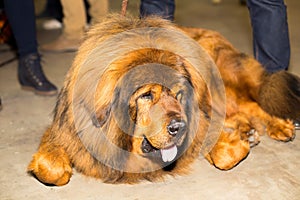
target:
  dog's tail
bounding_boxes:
[258,71,300,122]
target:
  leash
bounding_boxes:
[121,0,129,16]
[0,48,17,68]
[0,54,17,67]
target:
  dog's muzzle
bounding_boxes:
[141,118,187,163]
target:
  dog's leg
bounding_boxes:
[206,101,295,170]
[205,113,257,170]
[27,128,72,186]
[239,102,296,142]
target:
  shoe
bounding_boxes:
[18,53,58,96]
[43,19,63,30]
[0,97,2,111]
[41,35,81,53]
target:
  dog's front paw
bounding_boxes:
[267,119,296,142]
[28,148,72,186]
[206,130,251,170]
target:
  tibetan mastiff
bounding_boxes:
[28,15,299,186]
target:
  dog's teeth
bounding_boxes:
[161,146,178,162]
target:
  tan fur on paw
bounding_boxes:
[267,119,296,142]
[28,149,72,186]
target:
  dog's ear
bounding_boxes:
[128,89,142,123]
[90,83,114,128]
[93,105,111,128]
[92,72,122,128]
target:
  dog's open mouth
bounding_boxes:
[141,137,181,163]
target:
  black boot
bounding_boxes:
[18,53,58,96]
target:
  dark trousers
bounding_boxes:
[247,0,290,72]
[3,0,38,57]
[140,0,175,21]
[140,0,290,73]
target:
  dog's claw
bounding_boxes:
[247,129,260,148]
[294,121,300,130]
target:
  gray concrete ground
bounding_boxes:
[1,0,300,199]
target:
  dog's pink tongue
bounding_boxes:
[161,145,178,162]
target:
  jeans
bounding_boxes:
[247,0,290,72]
[3,0,38,57]
[140,0,175,21]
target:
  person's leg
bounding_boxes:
[140,0,175,21]
[3,0,57,95]
[247,0,290,72]
[87,0,108,25]
[3,0,37,57]
[61,0,86,39]
[41,0,86,52]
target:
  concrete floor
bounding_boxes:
[1,0,300,199]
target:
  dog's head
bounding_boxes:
[129,83,188,164]
[101,62,198,172]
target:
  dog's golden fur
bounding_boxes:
[28,15,299,185]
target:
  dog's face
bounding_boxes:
[89,59,203,173]
[129,84,188,164]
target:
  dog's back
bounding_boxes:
[182,26,300,123]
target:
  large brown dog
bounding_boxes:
[28,15,299,186]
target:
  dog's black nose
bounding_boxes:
[167,119,186,136]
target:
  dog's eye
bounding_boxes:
[140,92,153,100]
